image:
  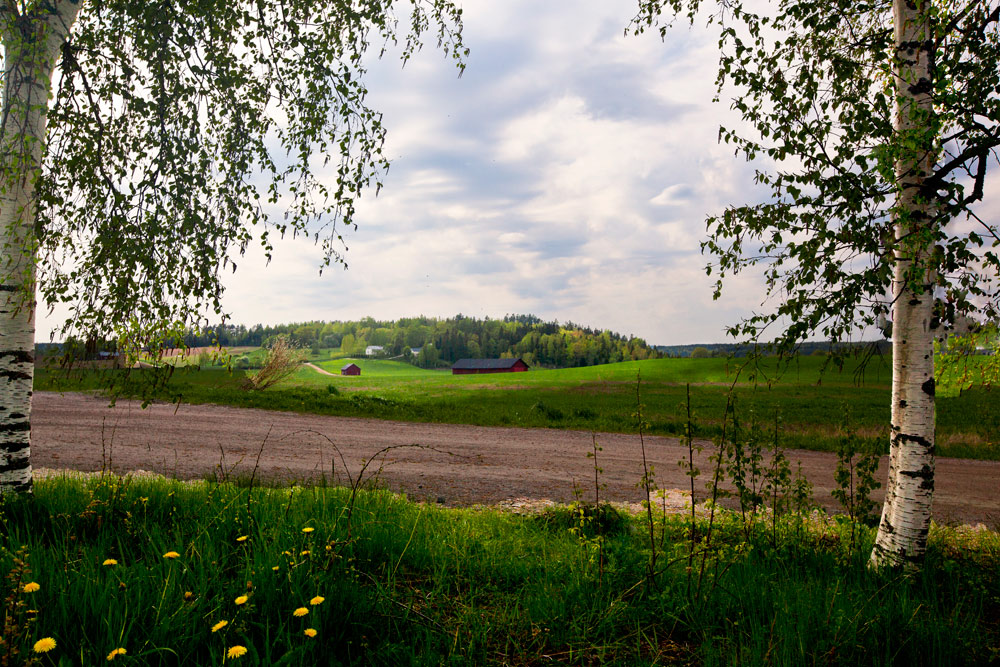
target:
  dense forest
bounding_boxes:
[181,314,662,368]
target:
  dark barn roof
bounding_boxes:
[452,358,527,370]
[341,363,360,371]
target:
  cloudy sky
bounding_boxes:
[34,2,909,345]
[210,0,779,347]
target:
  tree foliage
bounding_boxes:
[1,0,466,349]
[633,0,1000,567]
[632,0,1000,349]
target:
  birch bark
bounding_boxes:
[870,0,938,569]
[0,1,83,493]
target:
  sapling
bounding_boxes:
[589,434,606,584]
[634,371,659,585]
[832,414,883,551]
[696,389,735,602]
[762,411,792,547]
[677,383,702,595]
[724,398,767,542]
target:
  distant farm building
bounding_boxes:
[341,363,361,376]
[451,358,529,375]
[365,345,384,357]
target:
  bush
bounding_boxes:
[240,337,305,391]
[530,401,564,420]
[534,503,629,538]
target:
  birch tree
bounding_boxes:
[0,0,466,494]
[633,0,1000,568]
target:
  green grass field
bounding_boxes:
[1,473,996,665]
[317,358,431,377]
[36,354,1000,460]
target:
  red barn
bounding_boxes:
[451,358,529,375]
[341,363,361,376]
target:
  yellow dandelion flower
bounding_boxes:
[236,535,248,542]
[163,551,180,559]
[304,628,317,638]
[234,595,248,605]
[227,645,248,659]
[271,566,280,572]
[102,558,118,566]
[282,550,292,556]
[22,582,40,593]
[106,647,127,661]
[292,607,309,617]
[310,596,325,606]
[299,550,311,556]
[211,620,228,633]
[33,637,56,653]
[184,591,194,601]
[301,527,314,533]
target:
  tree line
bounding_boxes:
[180,314,662,369]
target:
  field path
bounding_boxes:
[31,391,999,528]
[303,362,336,376]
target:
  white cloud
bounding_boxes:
[37,0,879,346]
[216,1,764,344]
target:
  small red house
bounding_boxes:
[451,358,529,375]
[341,363,361,376]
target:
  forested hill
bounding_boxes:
[186,314,662,368]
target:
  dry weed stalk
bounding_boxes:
[241,337,305,390]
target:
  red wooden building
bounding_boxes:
[451,358,529,375]
[341,363,361,376]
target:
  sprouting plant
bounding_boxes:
[722,397,768,542]
[569,434,611,586]
[762,411,792,546]
[568,504,607,585]
[696,389,735,602]
[832,412,883,550]
[677,384,702,593]
[634,370,659,585]
[586,433,607,585]
[790,462,815,541]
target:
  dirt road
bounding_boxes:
[31,392,1000,527]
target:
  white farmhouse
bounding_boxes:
[365,345,384,357]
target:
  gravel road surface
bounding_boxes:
[31,392,999,527]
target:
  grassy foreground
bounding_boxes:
[37,355,1000,460]
[1,474,998,666]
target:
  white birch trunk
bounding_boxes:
[0,1,83,493]
[870,0,938,569]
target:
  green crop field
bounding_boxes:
[37,353,1000,460]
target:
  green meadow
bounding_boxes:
[1,473,997,666]
[36,353,1000,460]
